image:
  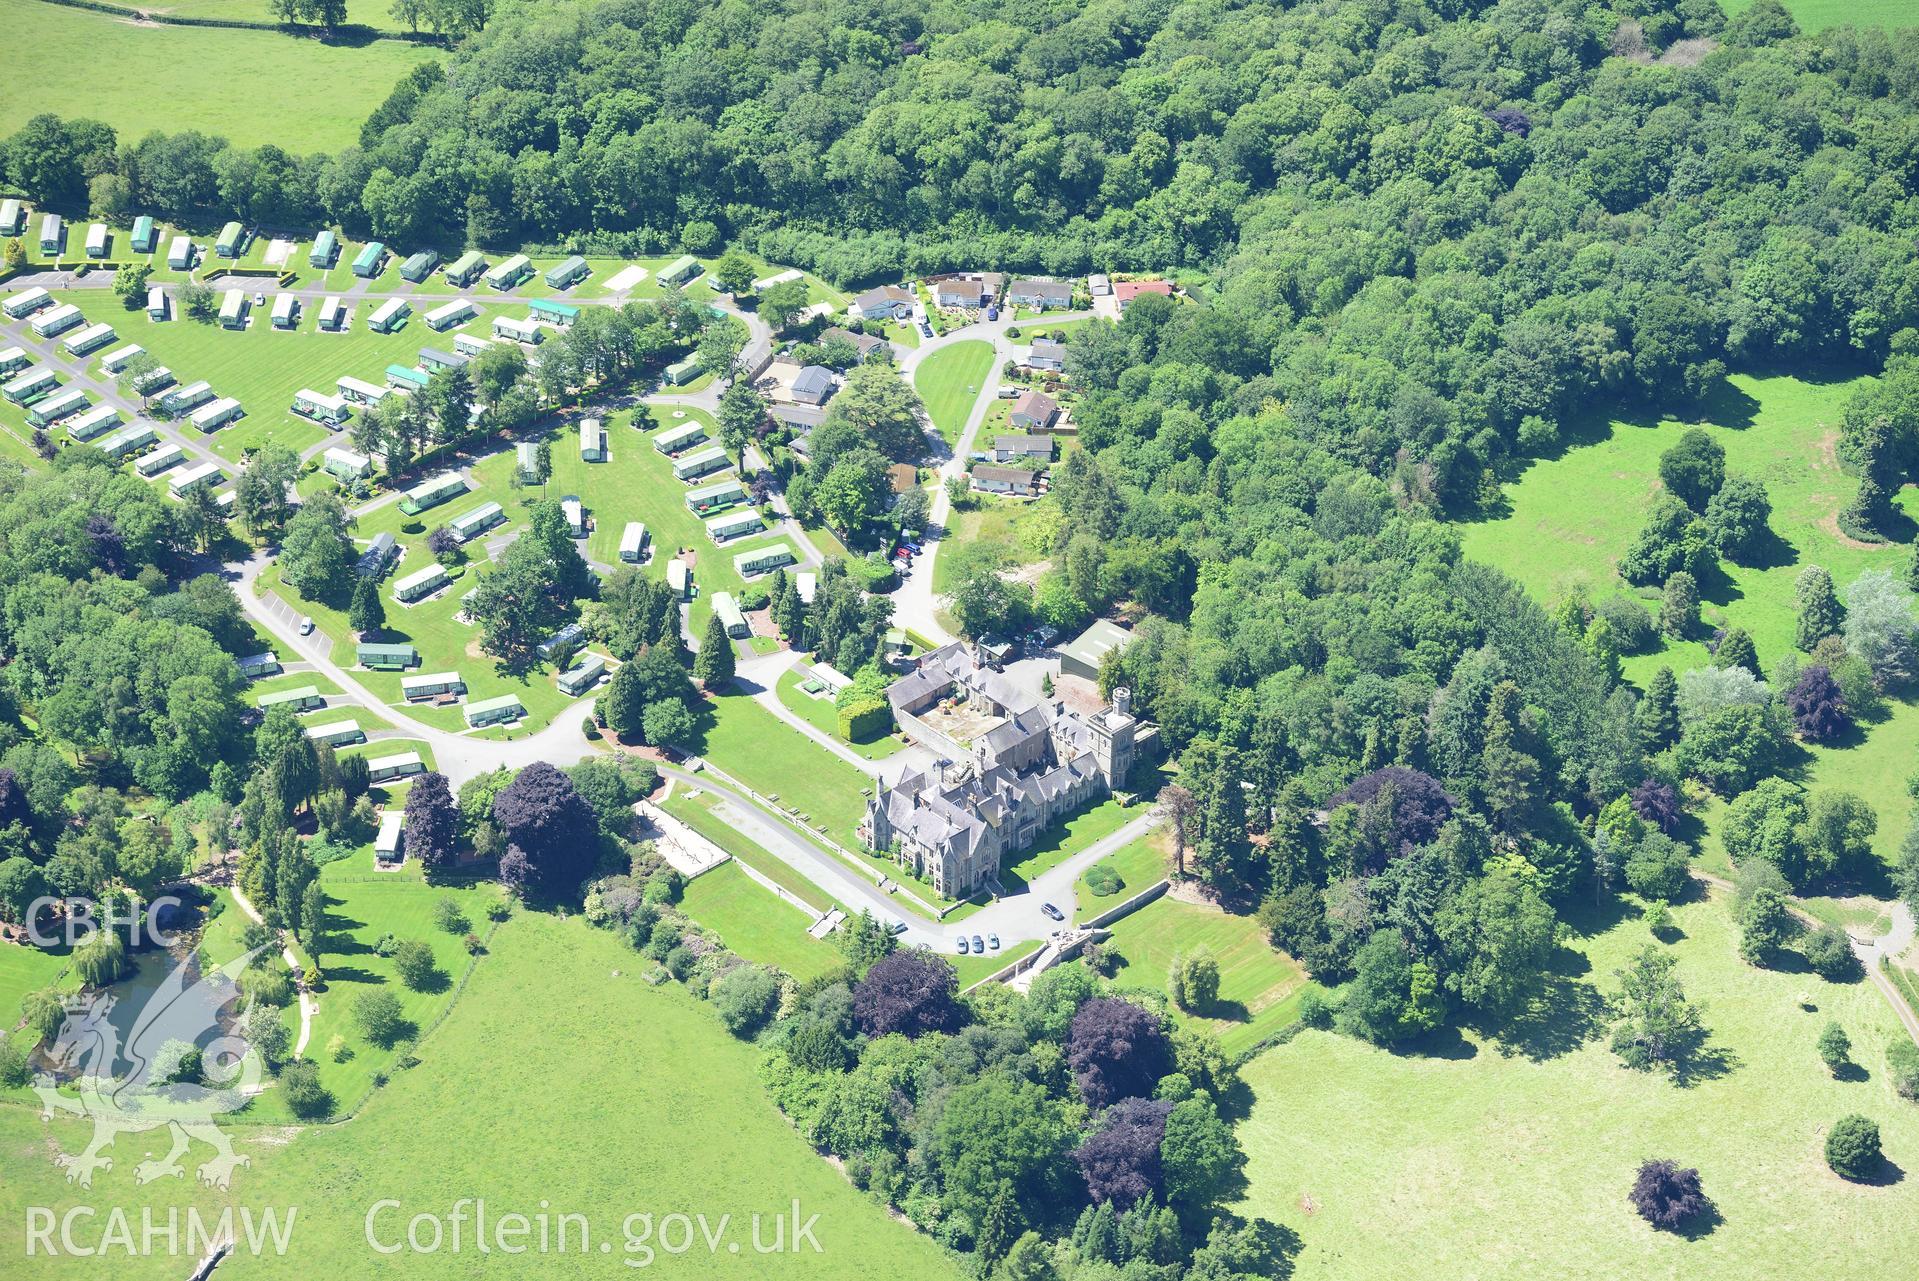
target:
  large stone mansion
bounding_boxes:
[862,641,1152,898]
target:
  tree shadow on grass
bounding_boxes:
[1668,1038,1738,1088]
[1833,1062,1871,1084]
[1670,1198,1725,1241]
[1843,1157,1906,1188]
[1401,1023,1477,1061]
[319,964,382,986]
[1696,377,1762,431]
[1491,973,1608,1063]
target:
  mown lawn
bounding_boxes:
[1096,894,1312,1056]
[1074,829,1172,920]
[773,667,911,761]
[0,0,440,151]
[998,790,1146,892]
[660,787,840,916]
[1459,372,1906,689]
[913,339,995,445]
[0,914,962,1279]
[677,861,842,982]
[689,692,875,845]
[0,941,69,1038]
[1237,889,1919,1280]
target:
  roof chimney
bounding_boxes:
[1113,687,1132,717]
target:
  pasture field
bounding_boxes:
[1096,893,1313,1056]
[0,914,963,1279]
[1237,889,1919,1280]
[912,339,994,445]
[676,861,842,982]
[0,0,440,151]
[1720,0,1918,30]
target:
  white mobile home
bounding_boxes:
[322,446,371,480]
[393,563,451,603]
[561,495,586,538]
[257,685,323,712]
[367,752,425,784]
[733,542,796,578]
[463,694,525,728]
[162,380,213,414]
[492,315,542,344]
[516,440,542,480]
[168,461,223,497]
[31,304,83,339]
[448,500,505,543]
[0,347,25,376]
[336,375,390,407]
[166,237,194,271]
[3,367,56,403]
[27,387,88,427]
[189,397,243,432]
[217,289,247,329]
[579,417,605,461]
[445,250,487,287]
[237,652,280,678]
[398,470,465,514]
[270,293,298,329]
[705,509,764,543]
[318,297,346,331]
[453,332,495,358]
[3,287,51,319]
[426,299,477,331]
[85,223,108,257]
[672,445,730,482]
[63,323,116,357]
[367,298,410,333]
[38,213,63,255]
[306,721,365,748]
[399,671,464,700]
[666,559,689,599]
[294,388,352,426]
[557,654,606,696]
[100,424,158,458]
[484,254,533,291]
[653,420,708,454]
[146,286,168,320]
[99,343,144,373]
[64,405,119,441]
[0,200,20,235]
[618,521,648,562]
[374,810,405,863]
[710,591,748,638]
[684,478,747,514]
[135,444,185,477]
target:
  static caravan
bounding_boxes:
[666,558,689,599]
[684,478,746,514]
[236,651,280,678]
[673,445,730,482]
[449,500,505,543]
[85,223,109,258]
[445,250,487,287]
[270,293,298,329]
[0,347,27,377]
[356,531,397,579]
[0,199,21,235]
[321,445,371,479]
[399,671,464,700]
[256,685,322,712]
[133,364,173,394]
[162,380,213,415]
[557,654,606,697]
[796,571,816,604]
[385,363,430,392]
[27,387,88,427]
[425,299,476,332]
[367,298,409,333]
[217,289,247,329]
[579,417,605,461]
[515,440,542,480]
[618,521,648,562]
[146,286,168,320]
[63,323,116,358]
[529,298,579,327]
[705,509,763,543]
[399,471,466,514]
[130,215,156,253]
[463,694,525,728]
[215,221,245,258]
[733,542,796,578]
[31,303,84,339]
[337,376,390,407]
[537,622,584,661]
[561,495,586,538]
[305,721,365,748]
[417,347,466,374]
[98,343,144,373]
[545,255,590,289]
[166,237,194,271]
[399,249,439,283]
[3,366,57,404]
[484,253,532,291]
[711,591,749,639]
[662,356,701,386]
[653,420,708,454]
[133,365,173,394]
[3,287,51,319]
[357,641,418,670]
[189,397,243,432]
[38,213,63,255]
[660,255,701,285]
[135,444,185,476]
[453,332,494,359]
[168,461,223,497]
[367,752,425,784]
[318,297,345,331]
[492,315,542,345]
[100,424,158,458]
[64,405,119,441]
[374,810,405,863]
[295,388,353,427]
[392,563,451,603]
[351,241,387,278]
[310,230,339,269]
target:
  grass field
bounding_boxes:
[932,495,1057,594]
[1237,889,1919,1280]
[0,914,962,1279]
[1074,829,1172,920]
[0,0,440,151]
[661,786,841,916]
[1459,372,1909,687]
[0,941,69,1038]
[677,861,842,982]
[1096,894,1313,1056]
[998,789,1146,892]
[1719,0,1918,30]
[690,693,875,846]
[912,340,995,445]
